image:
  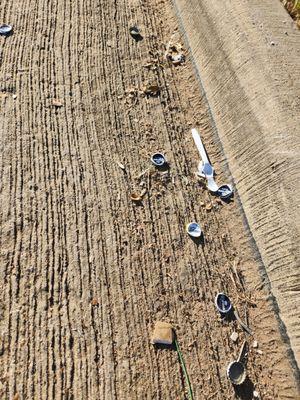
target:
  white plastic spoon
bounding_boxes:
[191,129,219,192]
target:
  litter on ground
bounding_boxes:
[151,152,166,167]
[0,24,13,36]
[227,341,248,385]
[151,321,174,345]
[186,222,202,238]
[129,26,143,41]
[191,128,234,198]
[215,293,232,315]
[191,128,219,192]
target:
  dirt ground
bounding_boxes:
[0,0,299,399]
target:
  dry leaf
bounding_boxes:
[143,84,160,96]
[130,192,142,202]
[91,298,99,306]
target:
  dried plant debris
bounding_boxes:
[143,83,160,96]
[52,99,63,107]
[116,161,125,170]
[165,41,185,65]
[282,0,300,28]
[130,189,147,202]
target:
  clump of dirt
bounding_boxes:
[281,0,300,28]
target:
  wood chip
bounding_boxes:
[52,99,63,107]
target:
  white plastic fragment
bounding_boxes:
[230,332,239,343]
[186,222,202,238]
[0,24,13,35]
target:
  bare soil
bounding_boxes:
[0,0,299,399]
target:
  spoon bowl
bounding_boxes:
[186,222,202,238]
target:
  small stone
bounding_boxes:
[151,321,173,345]
[270,41,275,46]
[252,340,258,348]
[230,331,239,343]
[257,349,263,355]
[253,390,260,398]
[12,94,17,99]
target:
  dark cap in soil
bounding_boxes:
[0,24,13,36]
[129,26,143,41]
[227,361,246,385]
[150,153,166,167]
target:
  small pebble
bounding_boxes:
[270,41,275,46]
[257,349,263,355]
[12,94,17,99]
[230,331,239,343]
[253,390,260,398]
[253,340,258,348]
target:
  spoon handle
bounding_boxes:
[191,129,209,164]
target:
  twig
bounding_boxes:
[234,310,252,335]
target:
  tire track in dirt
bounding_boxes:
[0,0,299,399]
